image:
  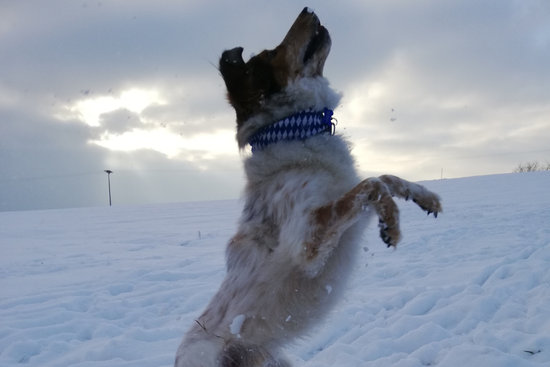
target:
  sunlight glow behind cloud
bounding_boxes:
[62,87,239,159]
[93,128,237,158]
[73,89,166,126]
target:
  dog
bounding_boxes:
[175,7,441,367]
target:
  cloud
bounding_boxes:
[98,108,144,134]
[1,0,549,211]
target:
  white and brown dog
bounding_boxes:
[175,7,441,367]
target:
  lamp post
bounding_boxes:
[104,170,113,206]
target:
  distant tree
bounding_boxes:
[513,160,550,173]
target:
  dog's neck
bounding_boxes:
[235,77,342,149]
[248,108,335,152]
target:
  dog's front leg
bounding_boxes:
[379,174,442,216]
[302,177,400,276]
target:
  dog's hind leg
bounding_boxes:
[175,321,226,367]
[379,174,442,216]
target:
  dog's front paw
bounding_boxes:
[378,218,400,248]
[376,193,401,247]
[409,189,442,218]
[378,175,442,218]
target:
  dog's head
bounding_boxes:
[219,8,332,130]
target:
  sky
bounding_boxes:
[1,0,549,212]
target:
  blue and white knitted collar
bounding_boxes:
[248,108,335,152]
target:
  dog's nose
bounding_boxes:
[222,47,245,66]
[301,7,315,16]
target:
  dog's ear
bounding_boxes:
[219,47,252,123]
[219,47,246,92]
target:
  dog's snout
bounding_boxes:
[300,7,319,22]
[301,7,314,16]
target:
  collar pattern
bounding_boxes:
[248,108,334,152]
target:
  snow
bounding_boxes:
[230,315,246,336]
[1,171,549,366]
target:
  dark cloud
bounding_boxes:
[99,109,144,135]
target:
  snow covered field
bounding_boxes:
[1,171,549,366]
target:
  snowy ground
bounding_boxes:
[1,171,549,367]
